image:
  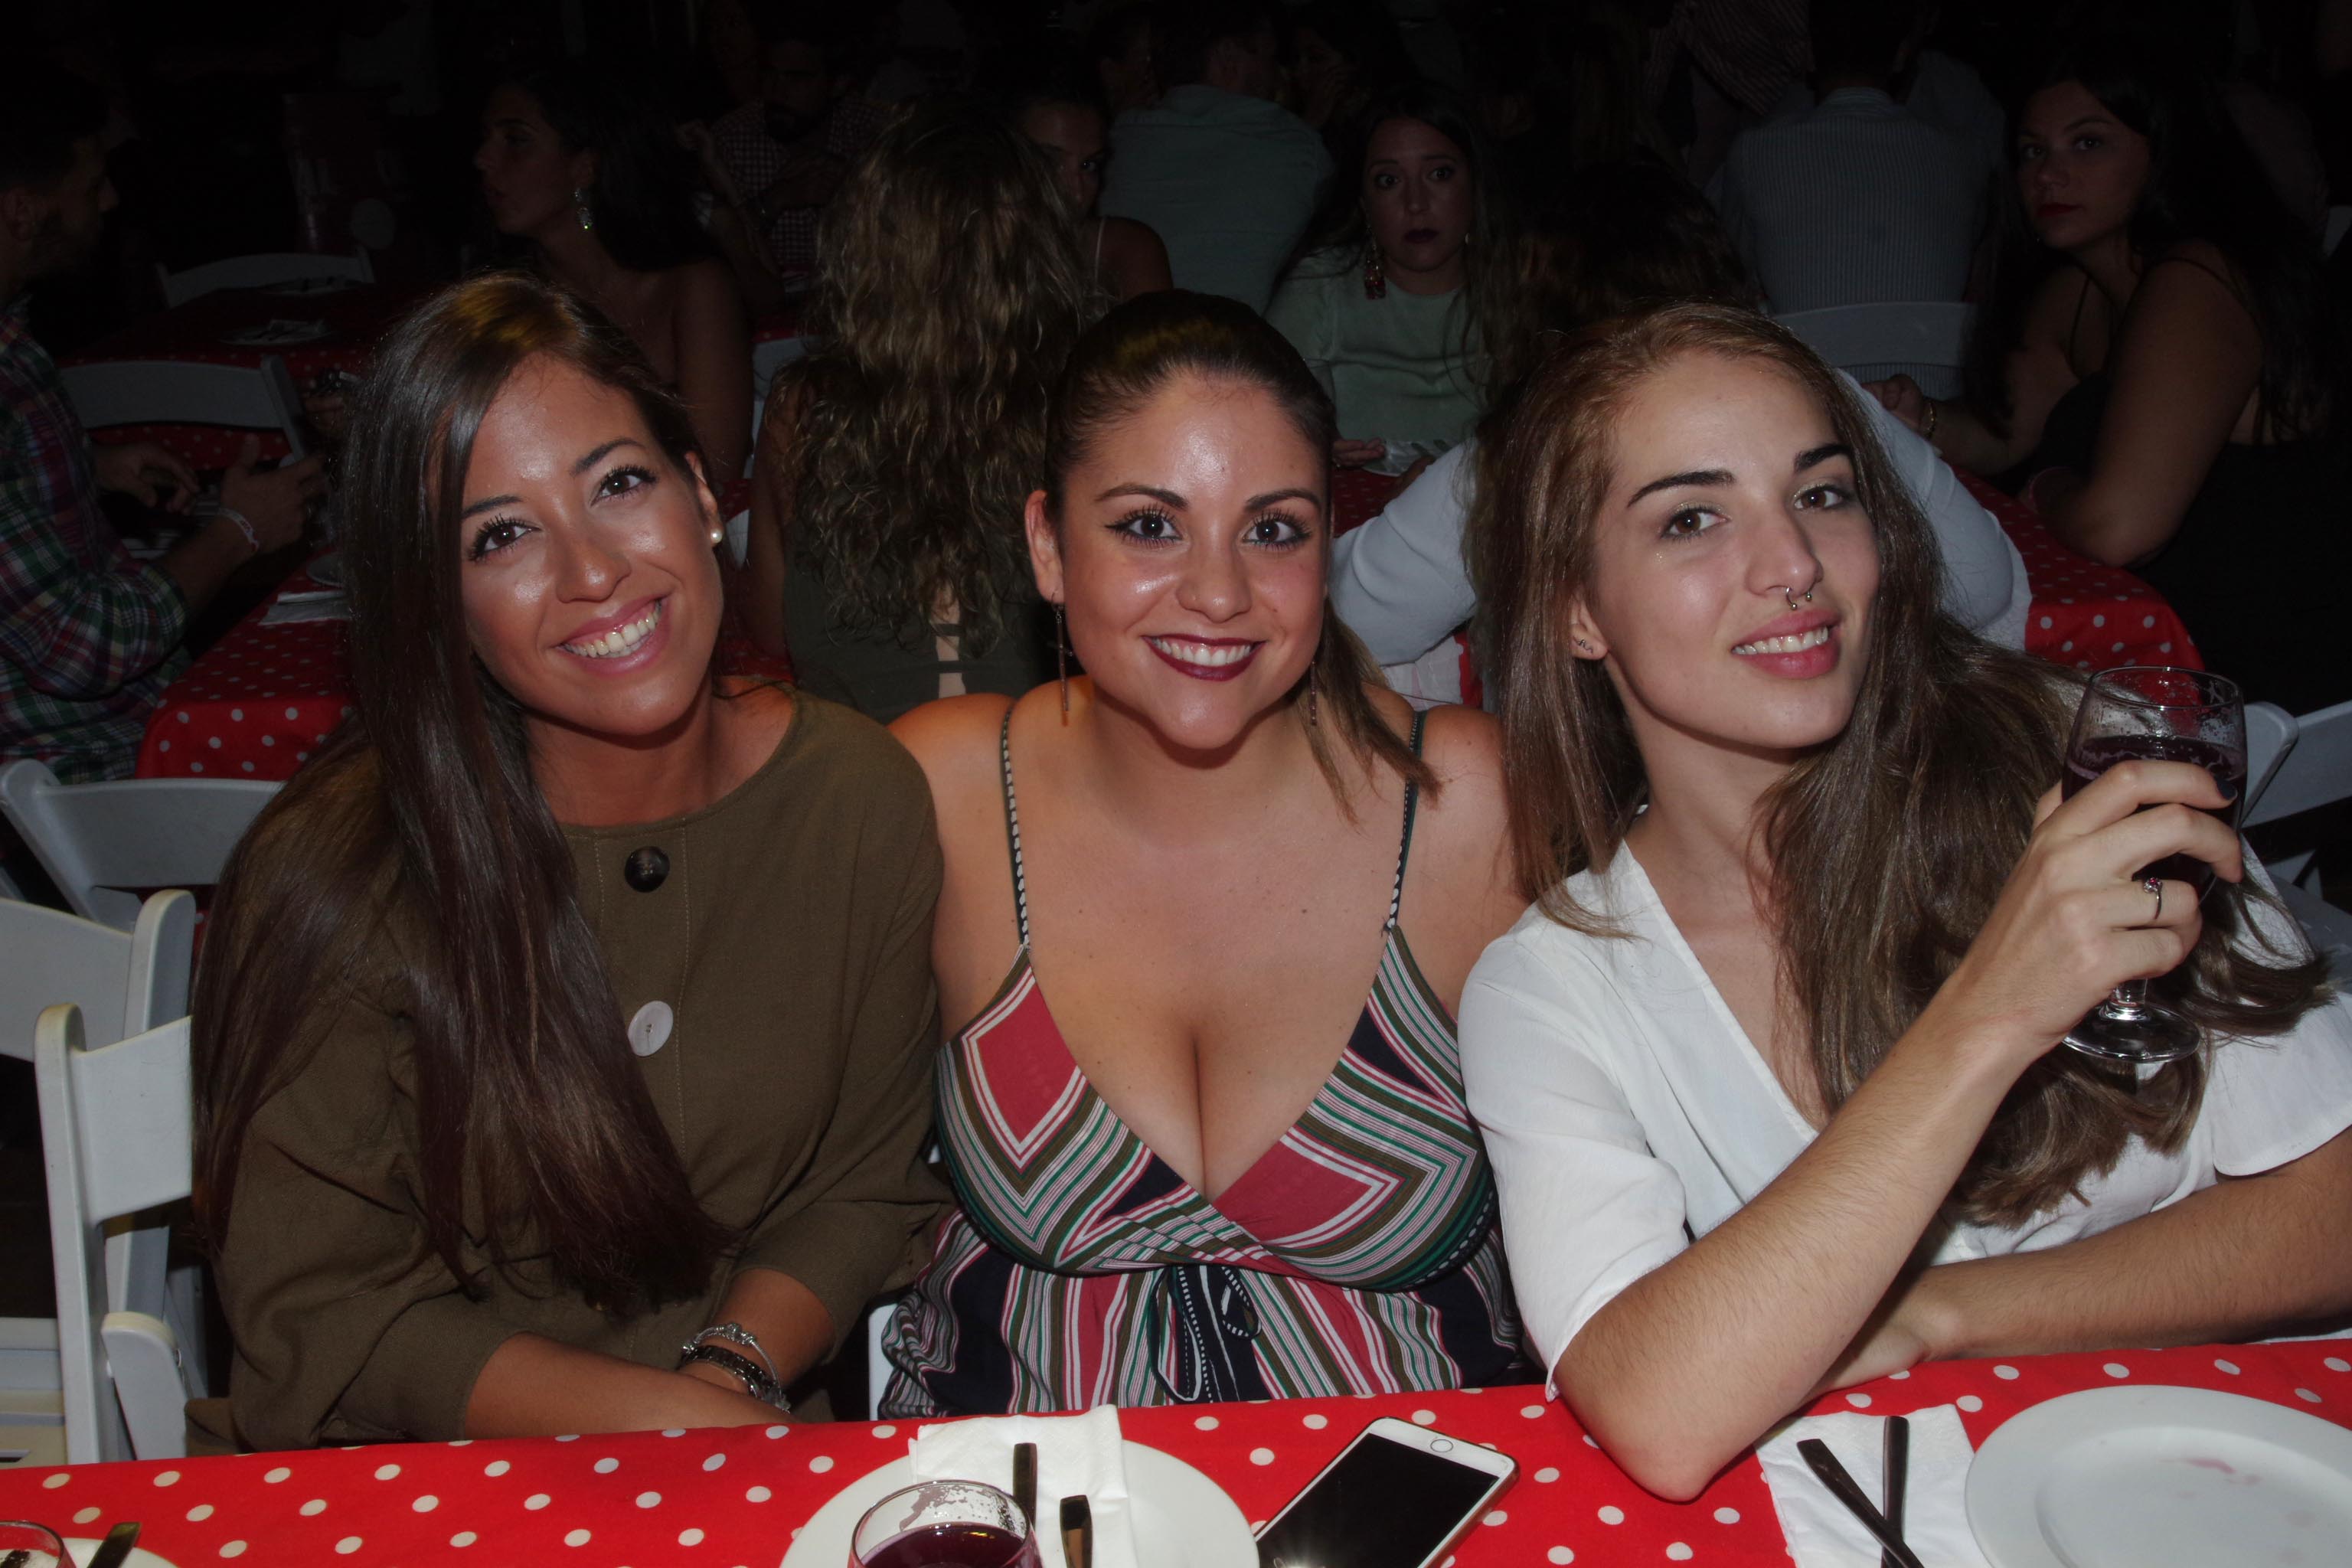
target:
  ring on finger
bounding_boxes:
[2144,874,2164,923]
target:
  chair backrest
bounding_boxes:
[2244,701,2298,820]
[0,891,193,1063]
[36,1004,194,1462]
[2326,206,2351,258]
[60,354,309,460]
[155,250,374,307]
[0,760,279,930]
[2246,696,2352,829]
[1772,302,1976,385]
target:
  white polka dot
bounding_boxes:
[1846,1393,1873,1408]
[240,760,254,772]
[152,1470,181,1487]
[2326,1357,2350,1373]
[1547,1550,1574,1566]
[1531,1466,1560,1484]
[295,752,307,761]
[335,1537,363,1555]
[638,1491,663,1508]
[218,1543,246,1559]
[189,762,202,772]
[374,1462,400,1480]
[74,1508,101,1525]
[703,1452,727,1472]
[207,736,220,748]
[300,1500,327,1517]
[1250,1448,1276,1466]
[413,1494,439,1512]
[662,1428,686,1438]
[2143,616,2155,629]
[2298,1388,2322,1403]
[1521,1404,1547,1419]
[2092,614,2105,628]
[2104,1363,2131,1379]
[1713,1507,1740,1524]
[2060,640,2074,652]
[872,1425,897,1439]
[2112,642,2125,653]
[809,1455,835,1474]
[1411,1410,1436,1426]
[264,1467,291,1484]
[1887,1370,1909,1380]
[1302,1413,1328,1429]
[2159,642,2172,654]
[1957,1394,1984,1413]
[1599,1506,1625,1525]
[286,707,299,720]
[746,1485,773,1502]
[594,1458,620,1475]
[524,1494,551,1511]
[41,1474,70,1490]
[230,707,243,720]
[450,1533,478,1548]
[2216,1358,2241,1375]
[185,1504,214,1521]
[1194,1416,1220,1431]
[448,1439,472,1447]
[158,739,170,751]
[680,1528,707,1546]
[1666,1546,1694,1562]
[261,733,274,746]
[765,1425,789,1439]
[2039,616,2053,629]
[1993,1364,2020,1380]
[1583,1434,1598,1448]
[564,1528,591,1547]
[485,1459,511,1477]
[1481,1510,1506,1527]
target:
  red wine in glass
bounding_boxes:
[2058,667,2245,1064]
[852,1481,1038,1568]
[858,1524,1040,1568]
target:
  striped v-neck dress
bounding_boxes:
[881,711,1524,1416]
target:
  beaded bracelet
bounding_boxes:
[209,504,263,557]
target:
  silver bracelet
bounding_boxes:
[678,1341,792,1411]
[205,503,262,557]
[683,1321,779,1384]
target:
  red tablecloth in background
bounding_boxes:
[2,1341,2344,1567]
[64,284,424,467]
[1955,472,2200,672]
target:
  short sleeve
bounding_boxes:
[2201,862,2352,1176]
[1459,923,1693,1383]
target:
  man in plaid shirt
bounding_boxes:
[2,77,320,782]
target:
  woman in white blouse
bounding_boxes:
[1459,302,2352,1501]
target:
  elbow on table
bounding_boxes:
[1558,1364,1737,1503]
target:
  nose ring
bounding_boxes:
[1781,585,1815,612]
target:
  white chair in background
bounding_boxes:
[746,334,812,476]
[2,893,196,1465]
[60,354,310,462]
[2243,697,2352,981]
[36,1004,197,1462]
[2324,206,2350,258]
[0,760,279,930]
[2245,702,2298,817]
[155,250,373,308]
[1772,301,1976,400]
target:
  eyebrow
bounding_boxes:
[1625,444,1850,506]
[460,439,647,518]
[1795,443,1851,472]
[1092,482,1323,514]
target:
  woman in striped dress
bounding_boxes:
[884,292,1530,1414]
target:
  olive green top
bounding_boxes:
[217,696,948,1449]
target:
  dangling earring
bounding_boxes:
[1054,603,1070,717]
[1362,245,1386,300]
[1307,659,1321,727]
[573,185,594,232]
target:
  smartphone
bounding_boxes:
[1255,1416,1517,1568]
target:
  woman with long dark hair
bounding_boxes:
[743,100,1096,724]
[1463,302,2352,1500]
[193,276,944,1448]
[1870,35,2350,713]
[476,59,753,476]
[1267,83,1524,469]
[880,291,1529,1414]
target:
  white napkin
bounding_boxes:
[910,1406,1136,1568]
[260,590,349,624]
[1757,1406,1992,1568]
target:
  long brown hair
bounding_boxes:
[1044,289,1434,806]
[1479,302,2326,1225]
[779,98,1096,652]
[192,275,733,1309]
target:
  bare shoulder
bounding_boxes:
[887,693,1017,802]
[2141,240,2255,315]
[1416,704,1506,823]
[672,255,741,309]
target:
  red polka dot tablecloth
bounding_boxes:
[1957,473,2200,674]
[2,1341,2344,1566]
[136,560,352,780]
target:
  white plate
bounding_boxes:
[779,1442,1254,1568]
[64,1538,178,1567]
[306,550,343,587]
[1967,1383,2352,1566]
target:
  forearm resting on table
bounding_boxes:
[1557,1019,2020,1501]
[1915,1127,2352,1360]
[463,1333,782,1438]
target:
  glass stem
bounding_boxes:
[2102,978,2151,1018]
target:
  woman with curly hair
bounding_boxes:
[742,100,1096,723]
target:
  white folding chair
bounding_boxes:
[2245,702,2298,819]
[747,335,812,478]
[36,1004,196,1462]
[60,354,309,461]
[1772,302,1977,400]
[155,250,373,308]
[2245,697,2352,983]
[0,760,279,931]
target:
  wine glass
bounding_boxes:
[0,1521,69,1567]
[2058,666,2246,1063]
[851,1481,1040,1568]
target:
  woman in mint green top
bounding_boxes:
[1266,85,1521,464]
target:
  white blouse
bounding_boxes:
[1459,848,2352,1380]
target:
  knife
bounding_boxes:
[87,1521,142,1568]
[1011,1441,1037,1530]
[1881,1416,1910,1568]
[1060,1494,1092,1568]
[1796,1438,1924,1568]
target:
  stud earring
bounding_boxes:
[573,185,594,232]
[1574,637,1595,653]
[1054,603,1070,717]
[707,526,724,548]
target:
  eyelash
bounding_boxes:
[1105,508,1312,547]
[1658,482,1852,540]
[466,463,658,560]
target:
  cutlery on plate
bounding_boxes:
[1796,1437,1925,1568]
[1011,1441,1037,1529]
[1881,1416,1909,1568]
[87,1521,142,1568]
[1059,1494,1091,1568]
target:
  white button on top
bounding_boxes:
[629,1001,675,1057]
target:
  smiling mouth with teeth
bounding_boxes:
[1146,636,1256,668]
[1732,625,1833,656]
[564,599,663,659]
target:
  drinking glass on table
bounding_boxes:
[2058,666,2246,1063]
[851,1481,1040,1568]
[0,1518,69,1566]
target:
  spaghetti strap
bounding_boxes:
[997,705,1031,949]
[1385,710,1428,932]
